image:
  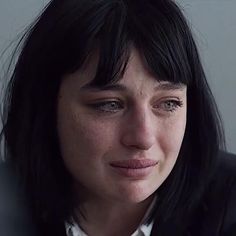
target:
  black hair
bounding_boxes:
[0,0,225,232]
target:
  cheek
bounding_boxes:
[155,116,186,180]
[57,107,116,165]
[159,113,187,158]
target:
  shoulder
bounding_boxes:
[217,151,236,178]
[191,151,236,235]
[0,162,67,236]
[214,151,236,235]
[209,151,236,197]
[210,151,236,207]
[0,161,38,236]
[151,151,236,236]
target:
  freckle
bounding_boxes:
[139,91,144,96]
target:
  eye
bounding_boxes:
[154,99,183,113]
[88,100,124,113]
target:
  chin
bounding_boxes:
[115,182,158,204]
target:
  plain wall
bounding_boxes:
[0,0,235,153]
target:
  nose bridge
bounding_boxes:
[132,107,151,132]
[121,105,156,150]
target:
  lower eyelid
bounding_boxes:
[154,100,183,111]
[88,100,124,111]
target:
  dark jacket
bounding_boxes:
[151,151,236,236]
[1,151,236,236]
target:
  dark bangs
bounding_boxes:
[44,0,193,87]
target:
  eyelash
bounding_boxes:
[88,100,124,113]
[88,99,183,114]
[154,100,184,113]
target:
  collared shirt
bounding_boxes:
[66,221,154,236]
[65,197,156,236]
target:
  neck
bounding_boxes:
[74,195,154,236]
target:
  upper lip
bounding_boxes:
[110,159,158,169]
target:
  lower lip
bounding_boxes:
[111,165,157,178]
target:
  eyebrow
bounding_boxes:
[80,83,127,92]
[155,82,186,91]
[80,82,186,92]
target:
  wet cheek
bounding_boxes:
[58,112,115,163]
[158,118,186,158]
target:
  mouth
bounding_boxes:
[110,159,158,169]
[110,159,158,178]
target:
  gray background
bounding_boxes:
[0,0,235,153]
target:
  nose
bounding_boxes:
[120,108,156,150]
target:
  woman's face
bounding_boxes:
[57,49,187,204]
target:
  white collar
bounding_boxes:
[65,196,156,236]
